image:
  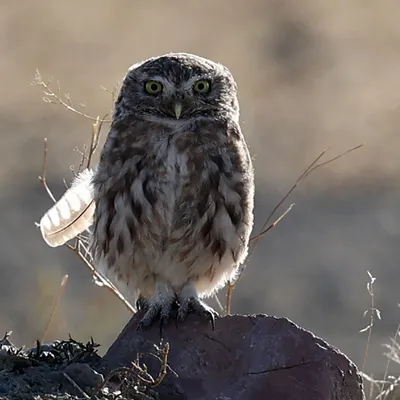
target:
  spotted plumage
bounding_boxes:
[40,52,255,330]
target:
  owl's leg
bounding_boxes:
[136,282,178,333]
[177,282,219,329]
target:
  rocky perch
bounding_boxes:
[0,312,365,400]
[100,311,365,400]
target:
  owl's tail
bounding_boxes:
[39,168,96,247]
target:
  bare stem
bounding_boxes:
[41,274,69,343]
[360,271,380,372]
[38,138,57,203]
[64,243,135,314]
[249,203,295,243]
[34,71,137,315]
[94,342,170,395]
[381,322,400,394]
[63,372,90,399]
[225,144,364,315]
[33,70,111,123]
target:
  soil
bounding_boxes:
[0,333,159,400]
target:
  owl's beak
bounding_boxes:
[174,102,182,119]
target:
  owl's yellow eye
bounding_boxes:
[193,79,211,94]
[145,80,163,94]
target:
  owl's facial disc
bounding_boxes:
[120,53,239,123]
[142,78,214,121]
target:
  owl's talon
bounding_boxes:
[136,296,149,311]
[177,297,219,329]
[136,296,178,336]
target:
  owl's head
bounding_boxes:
[114,53,239,123]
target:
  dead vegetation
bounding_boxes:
[0,330,171,399]
[357,272,400,400]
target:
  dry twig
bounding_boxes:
[63,372,90,399]
[380,320,400,396]
[41,274,69,344]
[37,137,135,314]
[224,144,364,315]
[360,271,380,372]
[35,73,136,314]
[64,241,135,314]
[32,70,112,123]
[38,138,57,203]
[94,342,171,396]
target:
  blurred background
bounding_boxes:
[1,0,399,376]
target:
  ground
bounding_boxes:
[0,333,160,400]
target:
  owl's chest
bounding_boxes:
[93,132,244,268]
[138,140,189,205]
[97,139,202,227]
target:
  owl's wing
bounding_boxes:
[39,168,96,247]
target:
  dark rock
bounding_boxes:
[101,312,365,400]
[64,362,103,389]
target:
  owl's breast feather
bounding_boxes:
[92,124,253,288]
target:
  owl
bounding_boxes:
[40,53,254,331]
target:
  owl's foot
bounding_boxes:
[177,296,219,330]
[136,296,150,311]
[136,286,178,336]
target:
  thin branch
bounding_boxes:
[253,149,327,245]
[141,348,179,379]
[34,72,137,316]
[225,284,234,316]
[94,342,170,395]
[224,144,364,315]
[249,203,295,243]
[41,274,69,344]
[63,372,90,399]
[358,372,381,400]
[32,70,112,123]
[64,243,135,314]
[360,270,380,372]
[86,114,108,169]
[38,138,57,203]
[72,145,88,176]
[250,144,363,252]
[144,342,169,388]
[302,144,363,180]
[213,294,225,313]
[100,81,121,105]
[38,136,135,314]
[381,321,400,395]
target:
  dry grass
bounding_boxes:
[359,272,400,400]
[0,331,168,399]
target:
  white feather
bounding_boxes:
[40,168,96,247]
